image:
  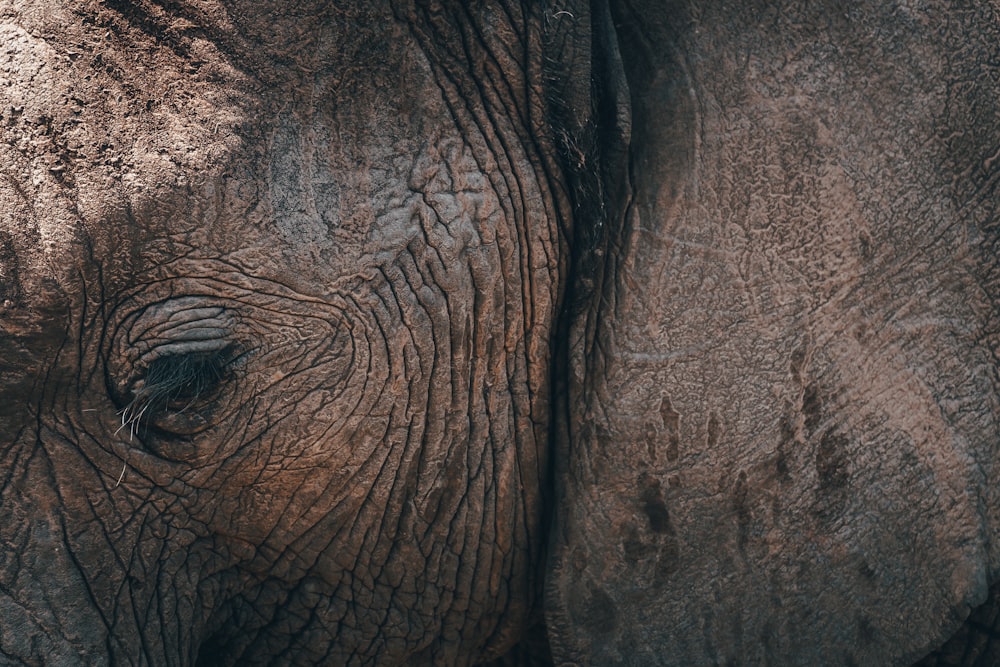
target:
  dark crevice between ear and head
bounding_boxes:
[540,1,632,664]
[543,0,632,317]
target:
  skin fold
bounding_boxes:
[0,0,998,665]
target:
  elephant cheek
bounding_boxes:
[0,443,132,663]
[0,530,107,662]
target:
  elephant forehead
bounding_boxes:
[232,104,505,294]
[0,4,492,295]
[0,9,252,306]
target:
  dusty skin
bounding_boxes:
[0,0,997,665]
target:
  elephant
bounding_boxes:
[545,2,1000,665]
[0,0,997,665]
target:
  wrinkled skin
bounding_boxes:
[0,1,593,664]
[547,1,1000,666]
[1,1,998,666]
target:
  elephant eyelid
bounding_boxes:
[118,344,245,438]
[141,349,232,402]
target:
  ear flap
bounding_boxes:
[590,0,633,218]
[542,0,632,301]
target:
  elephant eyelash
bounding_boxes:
[117,348,237,439]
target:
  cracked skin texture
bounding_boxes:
[545,1,1000,665]
[1,0,999,665]
[0,1,584,664]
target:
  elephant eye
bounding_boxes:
[120,345,240,440]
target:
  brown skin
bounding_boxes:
[0,1,595,664]
[2,0,999,665]
[547,1,1000,665]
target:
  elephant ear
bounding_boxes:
[546,1,1000,665]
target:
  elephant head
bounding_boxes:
[0,1,611,663]
[2,0,999,665]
